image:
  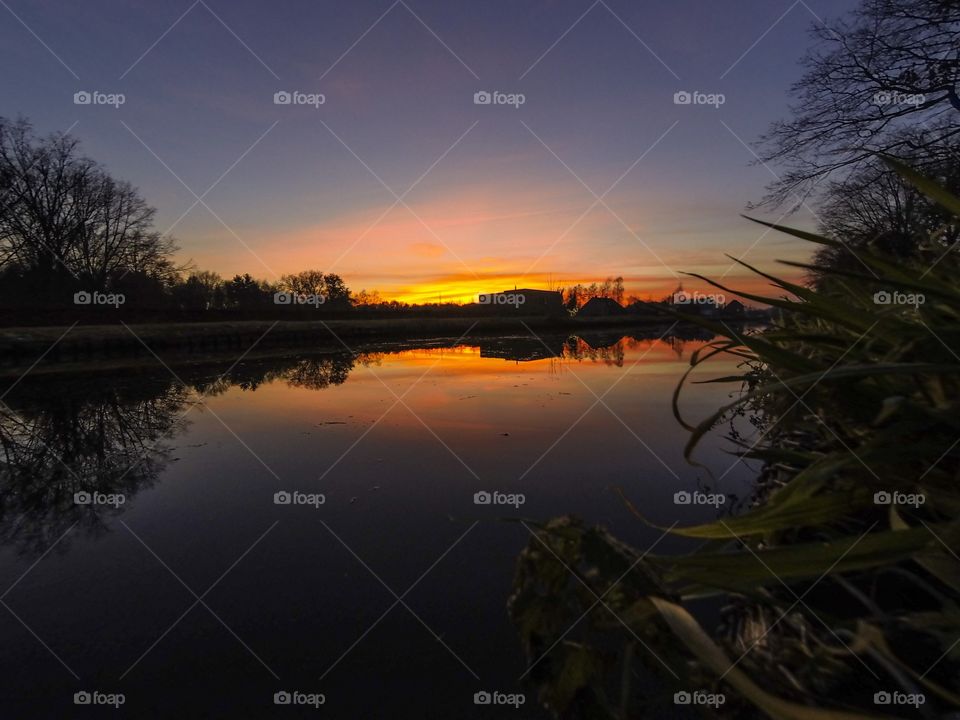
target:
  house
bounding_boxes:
[722,300,745,317]
[668,288,722,317]
[625,300,659,316]
[476,288,565,315]
[578,297,625,317]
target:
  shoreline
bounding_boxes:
[0,314,724,375]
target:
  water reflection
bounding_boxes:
[191,352,366,395]
[0,326,721,556]
[478,336,566,362]
[0,381,188,553]
[476,325,716,365]
[0,352,364,554]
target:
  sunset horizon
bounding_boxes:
[4,0,829,309]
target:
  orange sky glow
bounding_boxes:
[183,176,811,306]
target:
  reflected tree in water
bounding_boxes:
[0,351,362,555]
[0,379,190,553]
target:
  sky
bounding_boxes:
[1,0,861,303]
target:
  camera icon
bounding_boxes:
[74,291,92,305]
[873,691,891,705]
[673,490,691,505]
[274,291,293,305]
[674,691,691,705]
[74,691,92,705]
[73,91,92,105]
[873,290,891,304]
[274,91,292,105]
[474,691,491,705]
[873,491,892,505]
[274,491,291,505]
[673,90,692,105]
[274,690,291,705]
[74,491,92,505]
[474,91,491,105]
[473,491,491,505]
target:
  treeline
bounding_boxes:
[559,276,630,311]
[169,270,351,311]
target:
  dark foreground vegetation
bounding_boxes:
[510,0,960,714]
[510,160,960,719]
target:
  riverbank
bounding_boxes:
[0,314,705,374]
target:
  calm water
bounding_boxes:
[0,329,756,718]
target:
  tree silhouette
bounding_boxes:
[0,118,178,290]
[757,0,960,207]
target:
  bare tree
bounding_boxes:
[0,118,96,275]
[0,117,178,287]
[811,141,960,274]
[757,0,960,207]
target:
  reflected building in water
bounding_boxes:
[477,336,567,362]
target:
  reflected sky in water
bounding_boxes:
[0,330,757,718]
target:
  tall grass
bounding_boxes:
[509,158,960,719]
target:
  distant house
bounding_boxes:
[626,300,658,316]
[669,292,721,317]
[578,297,625,317]
[723,300,745,317]
[476,288,564,316]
